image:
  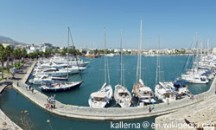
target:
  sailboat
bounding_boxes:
[40,27,83,92]
[114,32,132,108]
[154,37,176,103]
[29,74,54,85]
[88,28,113,108]
[132,20,156,104]
[181,40,209,84]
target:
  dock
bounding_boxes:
[0,109,22,130]
[11,60,216,120]
[0,85,6,93]
[0,80,13,93]
[155,78,216,130]
[0,81,7,93]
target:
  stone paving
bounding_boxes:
[155,76,216,130]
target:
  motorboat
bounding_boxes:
[40,81,83,92]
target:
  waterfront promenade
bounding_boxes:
[11,60,216,120]
[0,109,22,130]
[0,83,7,93]
[155,78,216,129]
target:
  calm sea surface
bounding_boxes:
[0,55,210,130]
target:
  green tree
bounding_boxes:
[13,48,28,68]
[44,49,52,58]
[4,46,14,72]
[13,48,22,63]
[21,48,27,59]
[60,47,67,56]
[0,44,7,79]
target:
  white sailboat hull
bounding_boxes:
[155,83,176,103]
[88,83,113,108]
[181,74,209,84]
[114,84,132,108]
[41,81,83,92]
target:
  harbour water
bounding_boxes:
[0,55,210,130]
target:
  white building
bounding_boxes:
[41,43,54,52]
[25,44,40,54]
[212,48,216,54]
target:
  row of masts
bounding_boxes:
[29,27,86,92]
[88,19,214,108]
[89,20,155,108]
[29,22,214,107]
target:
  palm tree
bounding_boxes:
[0,44,7,79]
[5,46,13,72]
[21,48,27,59]
[12,48,22,69]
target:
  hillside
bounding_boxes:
[0,35,25,45]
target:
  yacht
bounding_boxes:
[40,81,83,92]
[155,82,176,103]
[114,84,132,108]
[180,40,210,84]
[181,73,209,84]
[132,20,155,104]
[133,79,156,104]
[88,29,113,108]
[40,27,83,92]
[51,56,89,67]
[172,80,191,98]
[88,83,113,108]
[114,32,132,108]
[105,53,114,57]
[29,75,53,85]
[154,37,176,103]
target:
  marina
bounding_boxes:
[0,55,214,129]
[1,1,216,129]
[11,54,216,120]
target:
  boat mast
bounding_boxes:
[155,36,160,84]
[68,27,82,79]
[139,19,142,81]
[67,27,70,79]
[104,28,107,84]
[195,38,199,71]
[120,32,123,86]
[192,33,198,71]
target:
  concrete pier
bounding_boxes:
[0,84,6,93]
[11,60,216,120]
[0,80,8,93]
[155,77,216,130]
[0,106,22,130]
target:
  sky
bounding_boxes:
[0,0,216,49]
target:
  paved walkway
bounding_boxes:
[0,109,22,130]
[155,78,216,130]
[0,83,7,93]
[10,60,216,120]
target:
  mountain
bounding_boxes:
[0,35,25,45]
